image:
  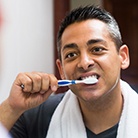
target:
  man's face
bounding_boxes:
[56,19,129,102]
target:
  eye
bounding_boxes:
[93,47,103,52]
[92,47,106,54]
[65,52,78,59]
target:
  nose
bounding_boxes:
[77,52,95,71]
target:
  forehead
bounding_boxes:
[61,19,111,47]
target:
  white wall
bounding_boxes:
[0,0,54,102]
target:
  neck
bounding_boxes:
[78,90,123,134]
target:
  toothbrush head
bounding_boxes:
[82,77,98,84]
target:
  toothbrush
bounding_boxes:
[58,77,98,87]
[20,77,98,89]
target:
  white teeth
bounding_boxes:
[81,75,97,80]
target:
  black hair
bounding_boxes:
[57,5,123,59]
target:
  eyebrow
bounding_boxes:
[87,39,105,46]
[62,43,78,52]
[62,39,106,52]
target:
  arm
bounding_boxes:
[0,72,58,130]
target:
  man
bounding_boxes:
[1,5,138,138]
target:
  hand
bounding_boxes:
[7,72,58,114]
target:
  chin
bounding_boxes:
[78,90,100,103]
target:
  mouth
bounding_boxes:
[77,74,99,81]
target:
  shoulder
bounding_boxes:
[10,93,65,138]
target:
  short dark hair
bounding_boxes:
[57,5,123,59]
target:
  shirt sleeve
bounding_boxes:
[10,93,65,138]
[10,113,28,138]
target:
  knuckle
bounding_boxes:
[17,72,24,78]
[25,79,32,86]
[35,75,42,82]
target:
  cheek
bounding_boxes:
[98,55,121,77]
[62,62,77,79]
[100,53,121,67]
[61,64,72,79]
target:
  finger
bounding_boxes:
[16,72,58,94]
[39,73,58,94]
[37,73,50,94]
[28,72,42,93]
[15,73,33,92]
[49,74,58,92]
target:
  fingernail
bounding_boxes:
[52,85,57,92]
[40,91,45,94]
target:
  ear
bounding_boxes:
[56,59,65,80]
[119,45,130,70]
